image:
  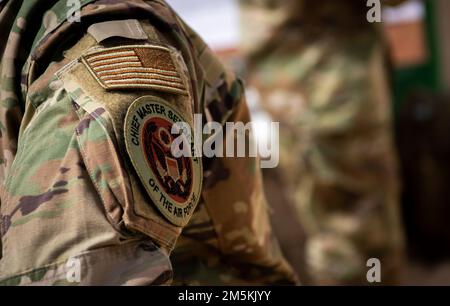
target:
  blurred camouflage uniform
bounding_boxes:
[0,0,296,285]
[240,0,405,284]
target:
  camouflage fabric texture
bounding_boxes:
[0,0,296,285]
[240,0,405,285]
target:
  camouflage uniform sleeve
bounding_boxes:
[175,88,299,285]
[204,87,298,284]
[0,16,200,285]
[171,22,298,285]
[1,0,296,285]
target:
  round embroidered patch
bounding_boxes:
[124,96,202,227]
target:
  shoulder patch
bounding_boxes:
[124,96,202,227]
[81,45,188,95]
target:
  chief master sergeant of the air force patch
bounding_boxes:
[124,96,202,227]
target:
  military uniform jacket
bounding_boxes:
[0,0,296,285]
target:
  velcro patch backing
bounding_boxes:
[81,45,188,95]
[87,19,148,43]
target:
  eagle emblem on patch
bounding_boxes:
[124,96,202,227]
[81,45,188,95]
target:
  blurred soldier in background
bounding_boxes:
[240,0,405,285]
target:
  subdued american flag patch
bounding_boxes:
[81,45,188,95]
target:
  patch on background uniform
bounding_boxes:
[125,96,202,227]
[81,45,188,95]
